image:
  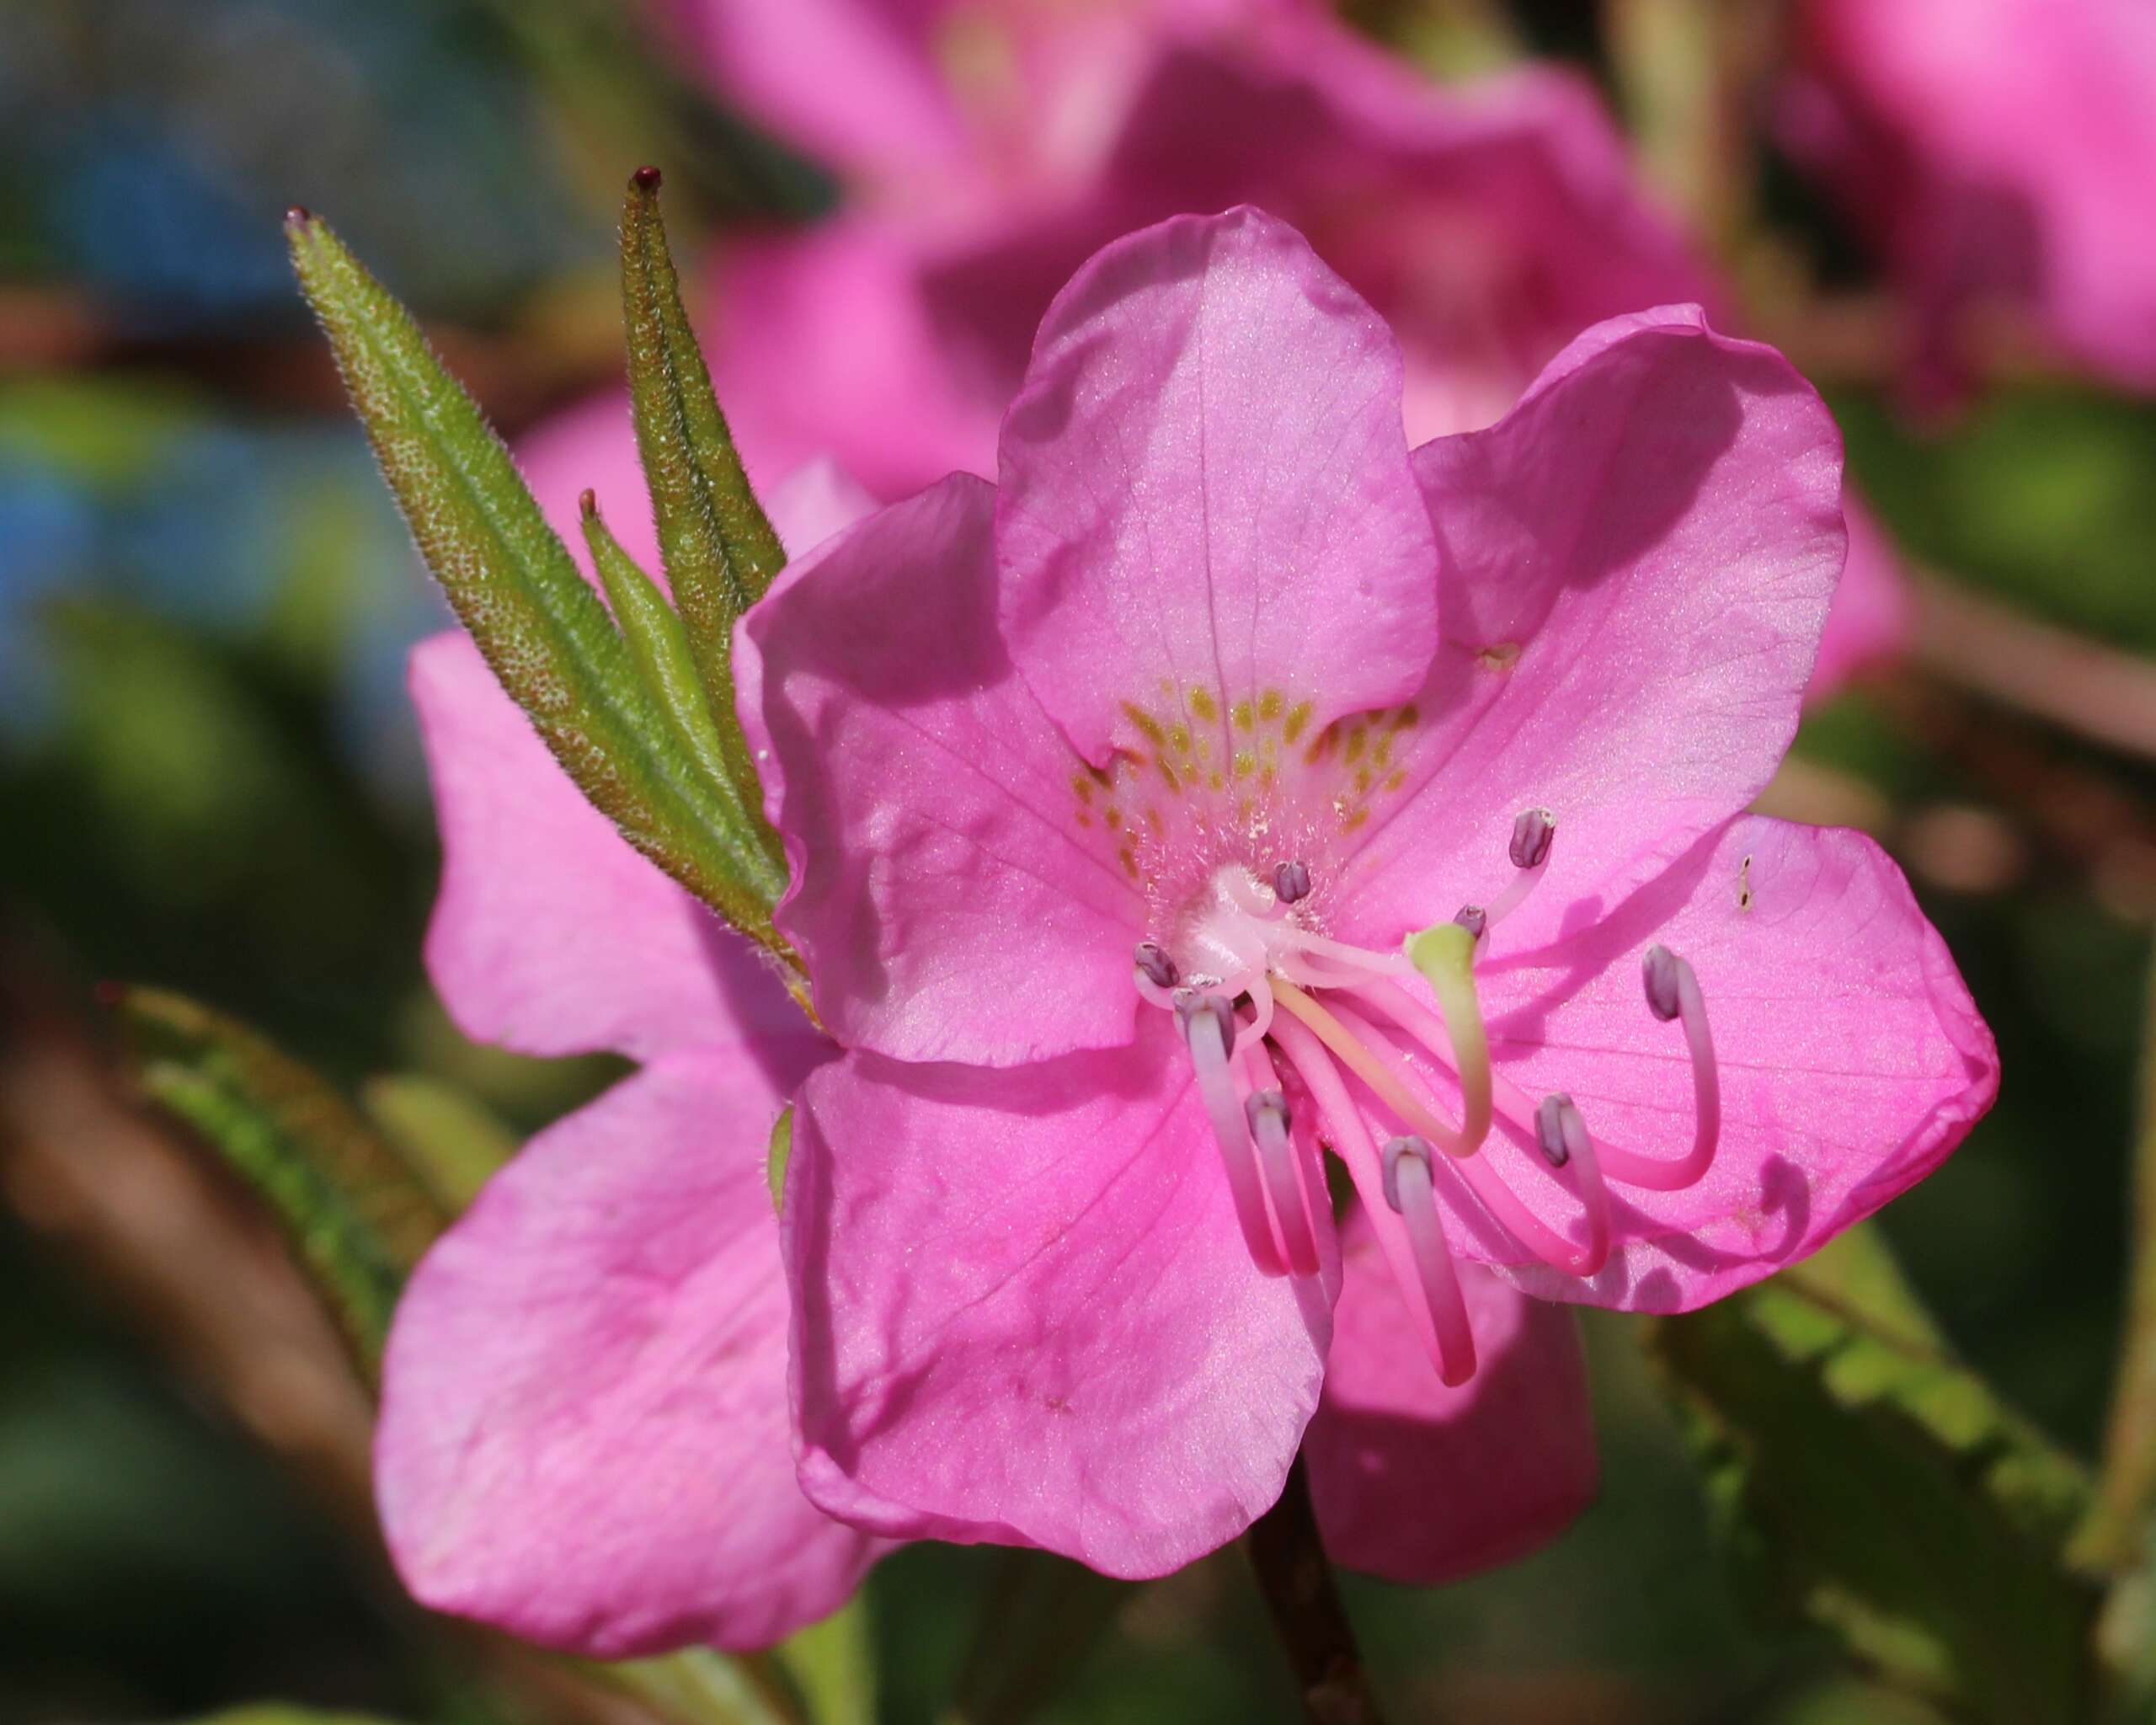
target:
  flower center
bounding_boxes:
[1132,809,1721,1389]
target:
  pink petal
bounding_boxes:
[783,1016,1331,1578]
[710,221,1006,499]
[1337,306,1848,958]
[995,206,1438,768]
[375,1049,881,1656]
[412,632,818,1070]
[1465,816,1996,1311]
[1305,1211,1595,1585]
[664,0,969,187]
[1812,498,1913,695]
[736,473,1146,1066]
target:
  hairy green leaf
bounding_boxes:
[582,491,741,801]
[620,167,787,826]
[121,987,446,1378]
[1647,1227,2100,1722]
[286,209,787,947]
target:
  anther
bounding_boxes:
[1453,904,1487,941]
[1535,1092,1586,1169]
[1509,807,1556,871]
[1642,944,1683,1021]
[1134,940,1179,991]
[1380,1135,1430,1214]
[1273,859,1312,905]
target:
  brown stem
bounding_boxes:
[1246,1453,1387,1725]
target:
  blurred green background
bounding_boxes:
[3,2,2152,1722]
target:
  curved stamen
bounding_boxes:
[1481,806,1556,931]
[1534,1093,1611,1277]
[1325,998,1600,1276]
[1267,1015,1476,1383]
[1245,1084,1322,1278]
[1401,922,1493,1153]
[1267,924,1411,979]
[1176,991,1287,1277]
[1270,979,1468,1155]
[1381,1137,1479,1388]
[1595,944,1721,1192]
[1233,969,1277,1055]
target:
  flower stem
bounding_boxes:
[1246,1452,1386,1725]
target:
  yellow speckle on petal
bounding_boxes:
[1283,701,1313,744]
[1340,808,1369,834]
[1187,686,1219,723]
[1476,644,1521,672]
[1233,750,1256,779]
[1258,689,1283,722]
[1121,702,1166,746]
[1231,698,1254,731]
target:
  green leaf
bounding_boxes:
[776,1597,876,1725]
[767,1104,794,1213]
[360,1072,517,1215]
[583,491,742,802]
[620,166,787,825]
[120,986,447,1378]
[947,1551,1127,1725]
[587,1648,800,1725]
[285,209,788,949]
[1646,1226,2100,1722]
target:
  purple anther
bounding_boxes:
[1642,944,1684,1022]
[1453,904,1488,941]
[1380,1135,1431,1214]
[1509,807,1556,871]
[1174,988,1234,1058]
[1134,939,1179,991]
[1273,859,1312,905]
[1245,1089,1290,1134]
[1535,1093,1589,1169]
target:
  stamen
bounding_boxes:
[1482,806,1556,930]
[1175,990,1287,1277]
[1594,946,1721,1192]
[1273,858,1312,905]
[1401,923,1492,1152]
[1269,1011,1475,1384]
[1381,1137,1479,1388]
[1246,1087,1321,1277]
[1534,1094,1611,1276]
[1134,939,1178,991]
[1323,998,1603,1276]
[1270,979,1469,1155]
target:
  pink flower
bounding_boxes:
[521,10,1906,692]
[375,438,1593,1648]
[1785,0,2156,395]
[736,209,1996,1578]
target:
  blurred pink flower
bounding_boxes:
[1785,0,2156,396]
[526,8,1907,692]
[738,210,1995,1578]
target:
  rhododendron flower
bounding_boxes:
[1785,0,2156,398]
[733,208,1996,1578]
[375,443,1596,1649]
[524,6,1904,698]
